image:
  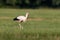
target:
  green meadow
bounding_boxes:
[0,8,60,40]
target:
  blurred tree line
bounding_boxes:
[0,0,60,8]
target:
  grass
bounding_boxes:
[0,8,60,40]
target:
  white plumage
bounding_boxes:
[13,12,29,30]
[14,12,29,22]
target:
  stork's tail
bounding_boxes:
[13,17,19,21]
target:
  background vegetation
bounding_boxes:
[0,0,60,8]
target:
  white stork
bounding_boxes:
[13,12,29,29]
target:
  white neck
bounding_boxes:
[25,12,29,19]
